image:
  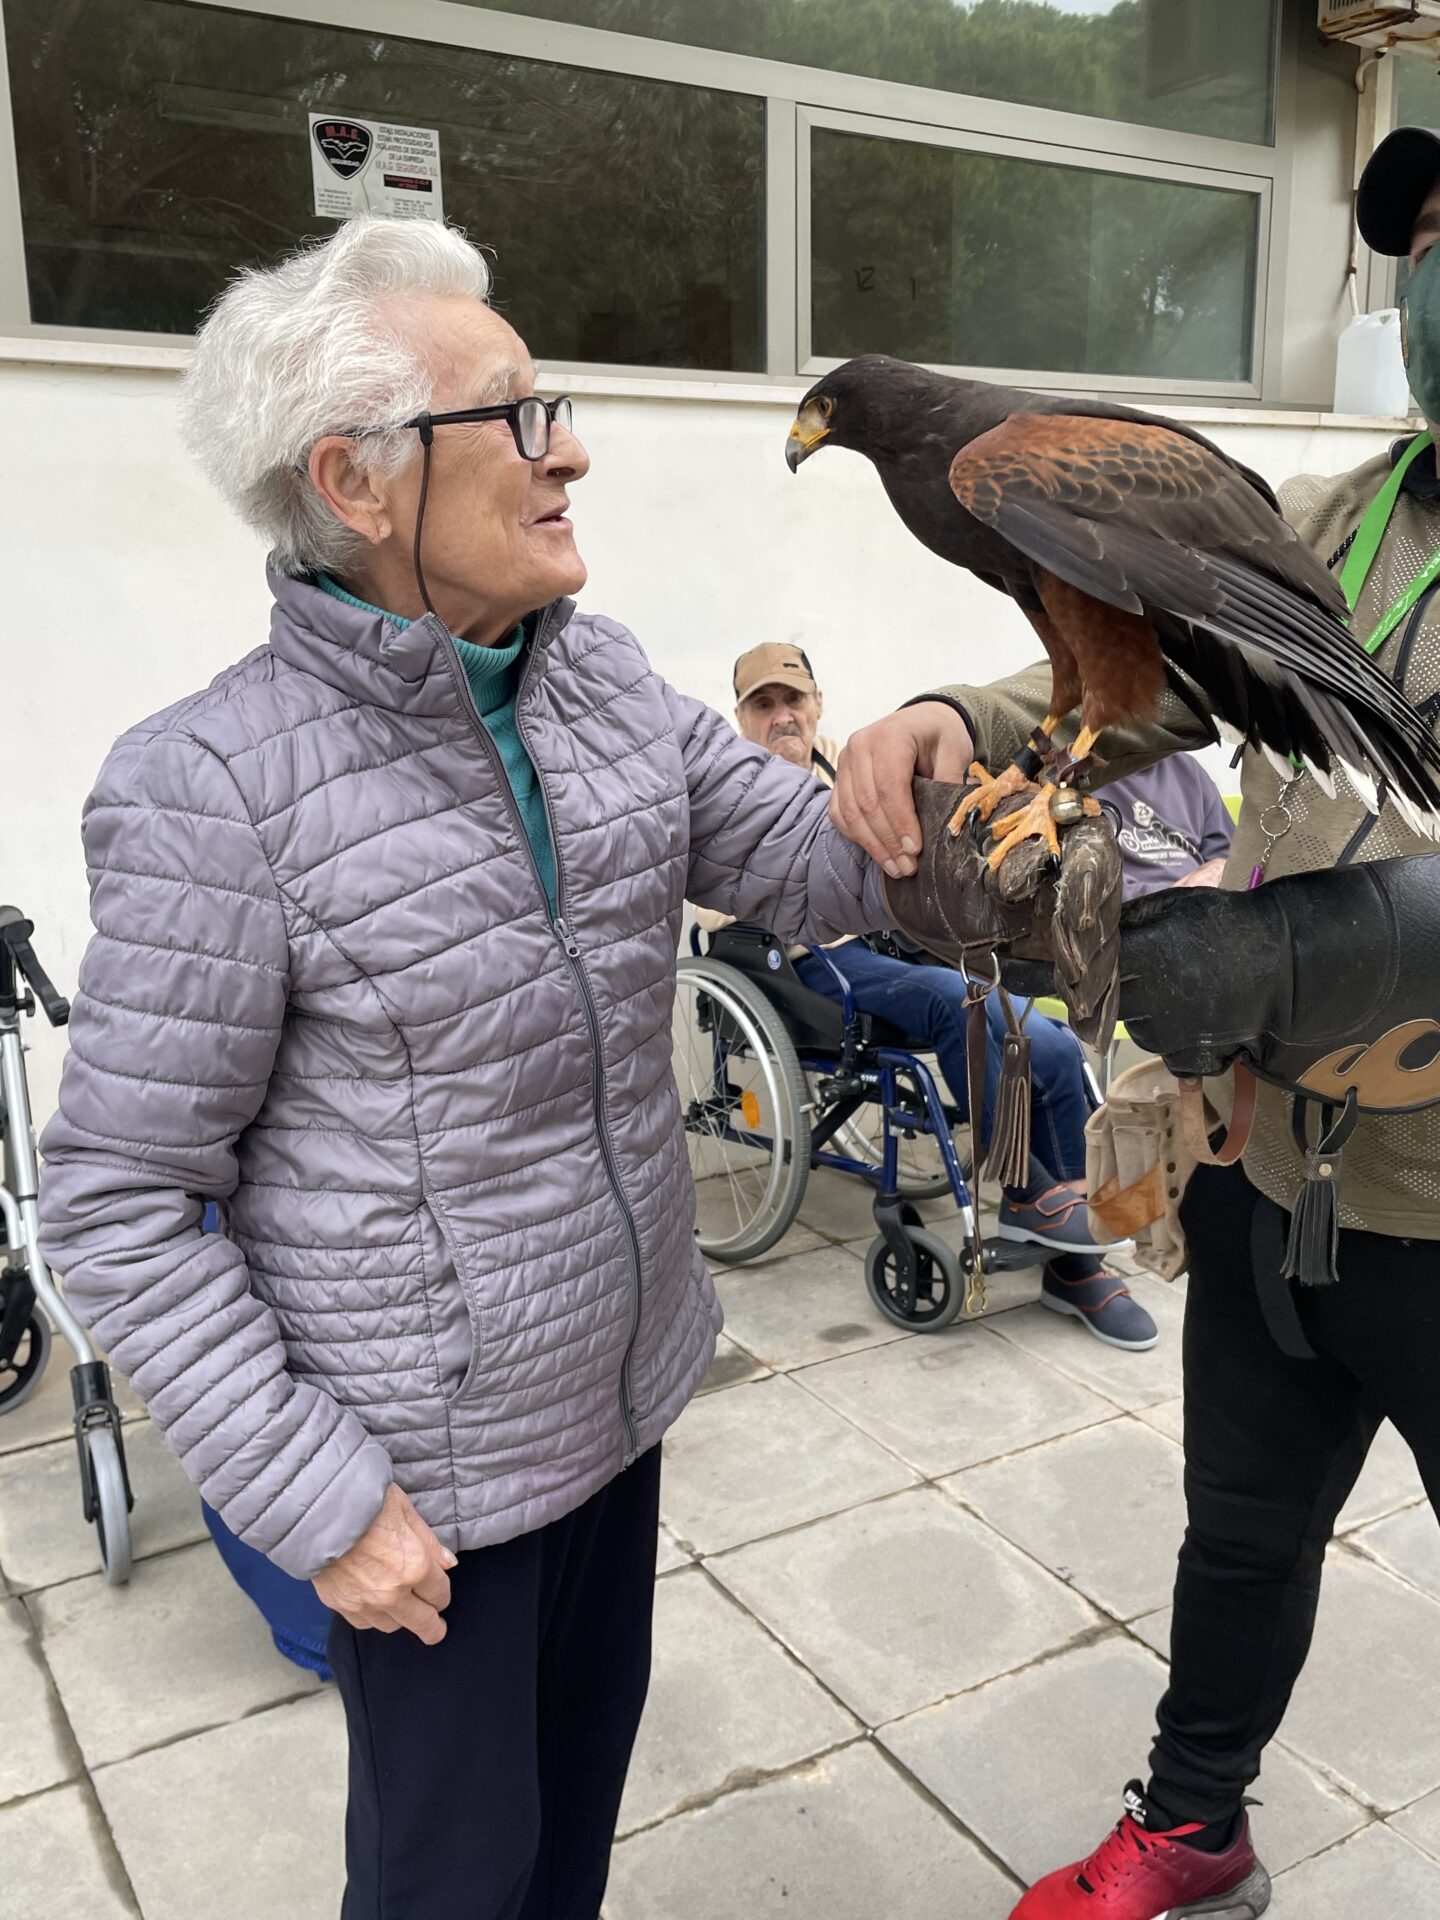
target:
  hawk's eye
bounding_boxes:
[816,395,835,420]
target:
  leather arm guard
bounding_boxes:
[1117,853,1440,1116]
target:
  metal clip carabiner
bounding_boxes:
[960,949,1003,1007]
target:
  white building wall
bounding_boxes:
[0,348,1412,1126]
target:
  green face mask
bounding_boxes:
[1402,241,1440,424]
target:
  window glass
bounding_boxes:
[2,0,764,367]
[1391,60,1440,305]
[458,0,1278,145]
[811,127,1259,383]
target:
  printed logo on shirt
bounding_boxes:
[1117,822,1201,870]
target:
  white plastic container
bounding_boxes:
[1333,308,1415,417]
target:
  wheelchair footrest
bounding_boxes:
[975,1235,1049,1276]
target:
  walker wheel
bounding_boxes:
[86,1427,134,1586]
[864,1227,963,1332]
[0,1305,51,1413]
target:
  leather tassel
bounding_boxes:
[984,1028,1032,1190]
[1281,1146,1342,1289]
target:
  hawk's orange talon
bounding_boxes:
[946,760,1036,836]
[986,787,1066,868]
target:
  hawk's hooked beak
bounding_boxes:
[785,401,831,472]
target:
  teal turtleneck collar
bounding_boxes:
[312,572,524,695]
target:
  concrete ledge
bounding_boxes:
[0,332,1418,429]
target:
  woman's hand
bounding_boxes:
[829,702,975,878]
[313,1482,457,1644]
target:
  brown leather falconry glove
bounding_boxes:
[879,776,1123,1049]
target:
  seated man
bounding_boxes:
[1101,754,1235,899]
[705,643,1155,1352]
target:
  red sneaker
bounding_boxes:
[1009,1783,1271,1919]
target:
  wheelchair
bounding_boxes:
[675,924,1051,1332]
[1,906,134,1582]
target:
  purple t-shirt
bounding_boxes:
[1102,758,1235,900]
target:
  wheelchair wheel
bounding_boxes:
[0,1302,51,1413]
[829,1105,960,1201]
[675,957,811,1263]
[86,1427,133,1586]
[865,1227,963,1332]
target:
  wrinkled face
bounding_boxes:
[350,293,590,640]
[736,683,823,765]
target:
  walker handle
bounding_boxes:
[0,908,71,1027]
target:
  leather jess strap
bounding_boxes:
[1178,1063,1258,1168]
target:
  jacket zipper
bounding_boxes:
[432,608,644,1465]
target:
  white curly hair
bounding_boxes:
[179,216,493,577]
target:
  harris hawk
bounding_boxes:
[785,355,1440,864]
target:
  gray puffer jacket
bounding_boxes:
[38,572,886,1578]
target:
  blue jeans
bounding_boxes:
[794,943,1091,1183]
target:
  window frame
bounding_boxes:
[0,0,1296,401]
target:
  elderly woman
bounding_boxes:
[37,216,887,1919]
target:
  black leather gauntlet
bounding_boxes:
[1118,854,1440,1114]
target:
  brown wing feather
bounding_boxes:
[949,413,1344,615]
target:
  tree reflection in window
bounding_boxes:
[811,129,1259,383]
[4,0,763,367]
[457,0,1278,146]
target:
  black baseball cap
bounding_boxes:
[1358,125,1440,257]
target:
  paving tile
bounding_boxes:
[693,1173,827,1262]
[714,1243,906,1371]
[987,1272,1185,1411]
[0,1348,144,1459]
[618,1567,855,1832]
[1271,1821,1440,1914]
[1390,1785,1440,1863]
[27,1539,321,1769]
[710,1486,1097,1727]
[797,1167,896,1243]
[1335,1421,1425,1534]
[1350,1502,1440,1602]
[660,1373,916,1556]
[1277,1554,1440,1810]
[801,1322,1111,1478]
[656,1525,690,1575]
[948,1418,1186,1620]
[0,1595,78,1804]
[1127,1607,1171,1659]
[606,1740,1019,1920]
[0,1782,137,1920]
[692,1176,825,1261]
[1136,1396,1185,1446]
[695,1334,769,1396]
[0,1420,205,1593]
[883,1635,1363,1885]
[93,1692,345,1920]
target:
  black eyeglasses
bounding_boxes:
[404,394,573,461]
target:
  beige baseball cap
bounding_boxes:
[733,643,818,704]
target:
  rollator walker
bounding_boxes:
[0,906,134,1581]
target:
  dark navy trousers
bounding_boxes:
[795,943,1092,1180]
[329,1445,662,1919]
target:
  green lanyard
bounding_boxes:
[1336,429,1440,652]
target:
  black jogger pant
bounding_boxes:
[328,1445,662,1920]
[1147,1162,1440,1827]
